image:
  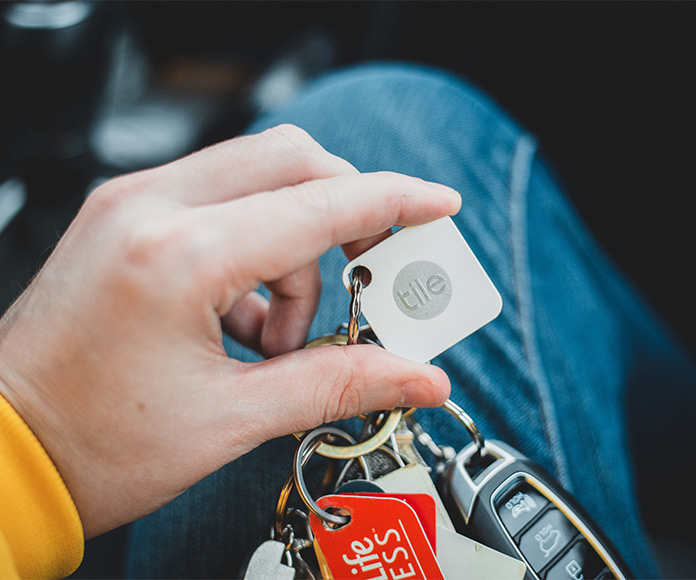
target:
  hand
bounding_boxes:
[0,125,460,537]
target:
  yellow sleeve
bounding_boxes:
[0,395,83,579]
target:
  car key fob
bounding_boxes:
[437,440,632,580]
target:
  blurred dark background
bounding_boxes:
[1,1,694,578]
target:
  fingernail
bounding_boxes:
[428,180,460,196]
[427,181,461,213]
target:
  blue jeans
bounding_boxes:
[125,64,696,579]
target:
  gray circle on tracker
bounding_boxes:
[392,260,452,320]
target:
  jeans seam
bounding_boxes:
[508,134,572,490]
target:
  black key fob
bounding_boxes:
[437,440,632,580]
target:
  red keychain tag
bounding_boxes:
[345,492,438,554]
[311,494,444,580]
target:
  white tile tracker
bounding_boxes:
[343,217,502,363]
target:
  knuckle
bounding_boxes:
[319,351,363,423]
[290,179,334,216]
[122,216,193,273]
[282,181,340,247]
[83,179,127,218]
[373,172,408,215]
[257,123,356,183]
[108,239,182,309]
[122,221,171,268]
[83,174,195,276]
[107,215,203,308]
[85,171,154,216]
[267,124,316,153]
[265,124,323,177]
[331,384,362,421]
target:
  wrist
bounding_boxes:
[0,307,91,536]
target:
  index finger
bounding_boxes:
[206,171,461,287]
[153,125,358,206]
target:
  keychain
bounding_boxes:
[285,401,631,580]
[243,217,632,580]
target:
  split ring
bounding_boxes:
[276,427,369,534]
[442,398,486,457]
[293,427,362,526]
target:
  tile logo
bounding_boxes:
[392,260,452,320]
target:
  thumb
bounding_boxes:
[233,345,451,443]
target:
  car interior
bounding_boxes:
[1,2,694,578]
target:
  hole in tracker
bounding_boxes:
[351,265,372,287]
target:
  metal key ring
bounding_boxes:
[442,398,486,457]
[293,427,358,527]
[296,333,404,459]
[293,407,403,459]
[275,427,369,536]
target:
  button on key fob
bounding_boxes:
[437,440,632,580]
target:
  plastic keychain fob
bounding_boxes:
[437,440,632,580]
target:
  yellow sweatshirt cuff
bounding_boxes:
[0,394,83,579]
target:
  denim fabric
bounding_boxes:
[125,63,696,579]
